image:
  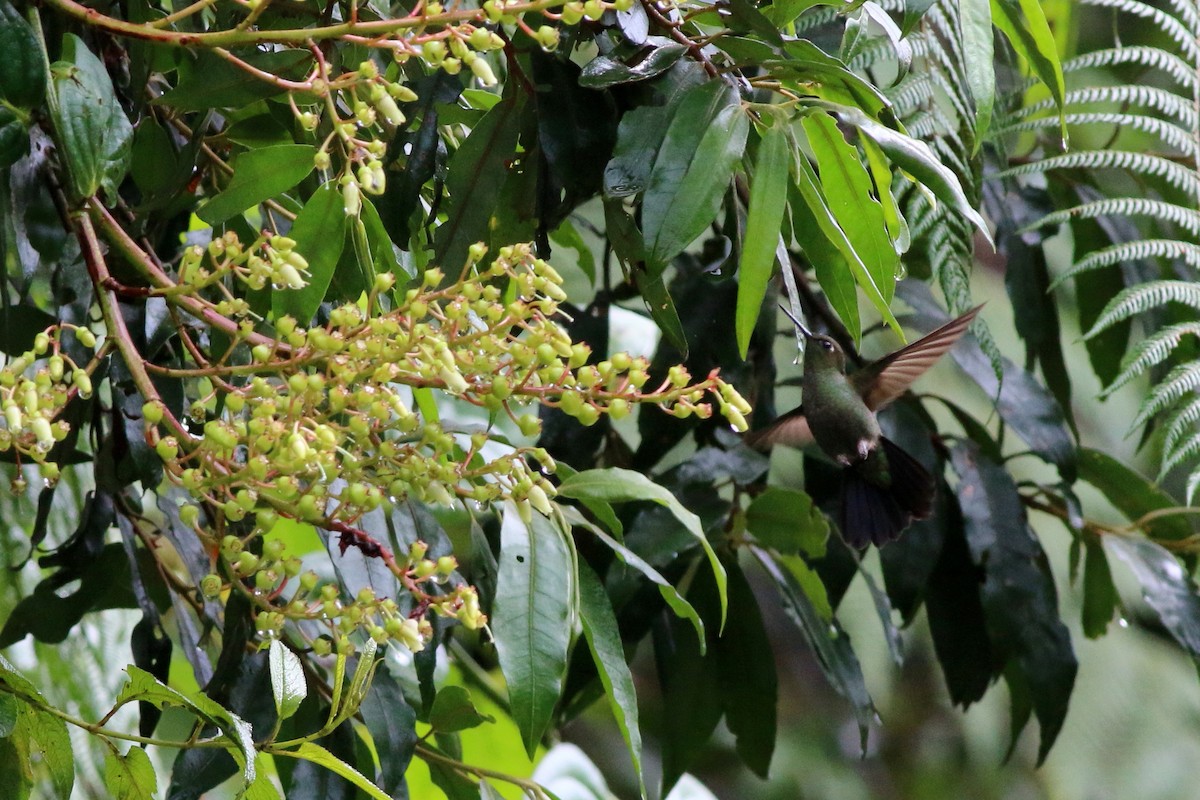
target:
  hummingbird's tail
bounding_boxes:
[838,437,935,548]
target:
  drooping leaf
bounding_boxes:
[990,0,1067,143]
[272,180,348,323]
[716,560,777,777]
[577,562,645,796]
[1076,448,1192,542]
[737,122,791,358]
[960,0,995,146]
[197,144,316,225]
[788,181,860,342]
[1105,536,1200,658]
[356,669,416,796]
[429,686,494,734]
[49,35,133,199]
[492,503,574,758]
[581,40,689,88]
[1081,539,1117,639]
[744,486,829,557]
[642,80,749,276]
[273,743,391,800]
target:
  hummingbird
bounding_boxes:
[745,305,983,548]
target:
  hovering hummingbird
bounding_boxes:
[745,305,983,548]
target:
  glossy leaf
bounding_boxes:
[50,35,133,200]
[104,745,156,800]
[604,105,671,198]
[198,144,316,225]
[990,0,1067,142]
[492,503,574,758]
[642,81,749,276]
[737,122,790,358]
[788,182,860,341]
[357,670,416,796]
[1076,448,1192,542]
[429,686,494,734]
[1105,536,1200,657]
[559,468,727,628]
[960,0,995,146]
[1081,539,1117,639]
[273,743,390,800]
[802,109,898,306]
[269,640,307,722]
[580,40,688,88]
[272,181,348,323]
[577,562,645,796]
[951,443,1076,764]
[0,0,45,110]
[745,486,829,556]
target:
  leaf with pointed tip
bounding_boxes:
[272,743,390,800]
[737,123,791,359]
[1105,536,1200,657]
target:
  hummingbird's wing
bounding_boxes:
[852,305,982,411]
[742,405,814,450]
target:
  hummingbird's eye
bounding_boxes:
[820,339,834,351]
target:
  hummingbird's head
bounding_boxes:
[804,333,847,373]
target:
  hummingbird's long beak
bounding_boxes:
[778,304,814,338]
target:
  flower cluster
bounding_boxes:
[0,325,98,490]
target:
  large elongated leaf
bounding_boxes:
[50,35,133,200]
[737,123,791,358]
[558,468,727,628]
[641,81,749,276]
[1105,536,1200,657]
[577,562,645,796]
[717,560,777,777]
[802,110,898,306]
[1076,448,1192,542]
[951,443,1076,764]
[960,0,995,146]
[272,181,348,323]
[492,503,574,758]
[273,743,390,800]
[198,144,316,225]
[0,0,45,110]
[990,0,1066,142]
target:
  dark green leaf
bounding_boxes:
[272,180,348,323]
[580,41,688,88]
[198,144,316,225]
[429,686,494,734]
[642,81,749,275]
[577,562,645,796]
[745,486,829,556]
[0,107,27,168]
[157,49,311,111]
[435,95,524,271]
[633,269,689,356]
[492,504,573,758]
[0,304,58,356]
[717,560,777,777]
[1081,539,1117,639]
[737,122,790,358]
[1076,448,1192,542]
[788,182,860,341]
[357,669,416,796]
[604,105,671,199]
[0,0,44,110]
[1105,536,1200,657]
[951,443,1076,763]
[50,35,134,199]
[901,0,938,34]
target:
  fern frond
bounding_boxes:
[997,151,1200,195]
[1132,362,1200,428]
[1012,86,1197,127]
[1162,0,1200,29]
[888,72,936,118]
[1160,426,1200,479]
[993,113,1198,156]
[1085,281,1200,338]
[1164,395,1200,454]
[1029,199,1200,239]
[1186,466,1200,505]
[1079,0,1200,62]
[1063,47,1196,89]
[1050,241,1200,289]
[1100,323,1200,397]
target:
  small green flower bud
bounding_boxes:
[201,574,223,598]
[75,328,96,349]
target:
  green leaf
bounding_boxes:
[901,0,938,35]
[774,553,832,622]
[717,561,777,777]
[642,81,749,276]
[357,670,416,796]
[104,744,157,800]
[950,443,1076,764]
[1076,448,1192,542]
[756,548,875,749]
[990,0,1067,144]
[272,180,348,323]
[828,103,993,245]
[273,742,391,800]
[605,106,671,199]
[548,218,596,284]
[0,727,33,800]
[768,41,892,117]
[793,151,899,339]
[198,144,316,225]
[435,95,525,272]
[0,106,28,168]
[0,693,16,737]
[558,468,727,629]
[563,507,706,648]
[633,269,689,357]
[268,640,307,722]
[1081,539,1117,639]
[577,562,645,796]
[737,122,790,359]
[429,686,494,734]
[0,0,45,110]
[157,49,311,111]
[49,35,133,199]
[744,486,829,557]
[960,0,995,147]
[580,42,688,88]
[116,666,256,788]
[788,182,860,342]
[0,655,74,800]
[1104,536,1200,657]
[492,503,574,758]
[360,197,406,278]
